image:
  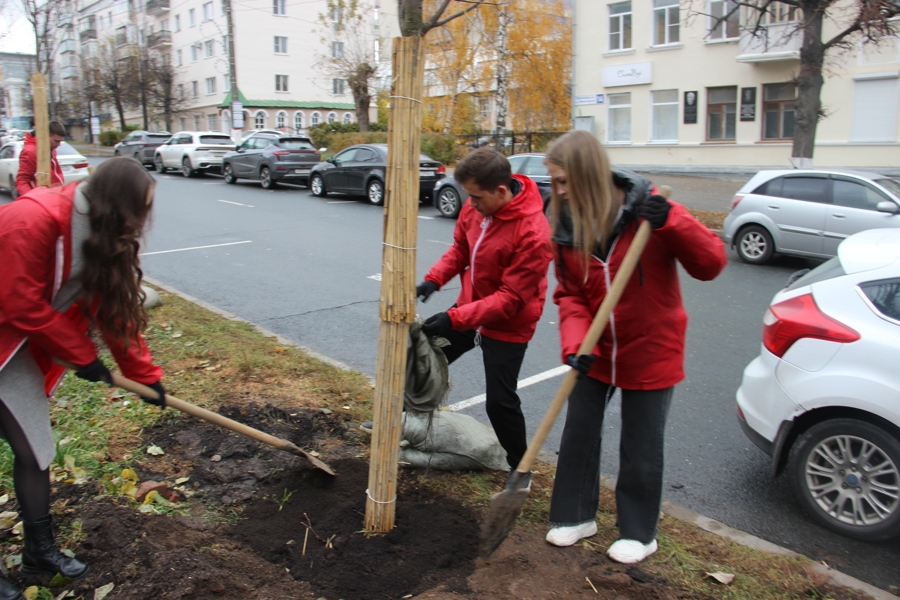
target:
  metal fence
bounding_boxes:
[456,132,568,156]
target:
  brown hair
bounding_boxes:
[545,130,618,274]
[81,157,156,346]
[454,147,512,192]
[49,121,67,137]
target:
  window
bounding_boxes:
[189,8,196,26]
[178,83,185,98]
[206,114,218,131]
[653,0,679,46]
[332,41,343,58]
[767,176,829,202]
[273,0,285,15]
[762,82,796,139]
[174,15,181,31]
[191,80,199,97]
[191,44,199,61]
[608,2,632,51]
[477,97,491,121]
[274,36,288,53]
[832,179,887,211]
[708,0,738,40]
[294,111,305,131]
[851,77,899,142]
[331,4,342,26]
[180,118,186,130]
[332,78,345,94]
[204,40,214,57]
[223,76,231,91]
[254,111,266,128]
[651,89,678,141]
[607,92,631,142]
[342,112,353,124]
[276,111,286,129]
[202,1,213,21]
[176,49,182,66]
[205,77,216,95]
[276,74,289,92]
[860,278,900,322]
[221,0,226,16]
[762,1,797,24]
[221,35,228,54]
[193,115,201,130]
[327,112,337,123]
[311,111,321,126]
[707,86,737,140]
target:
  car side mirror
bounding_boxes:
[319,148,327,153]
[326,156,335,163]
[876,200,899,214]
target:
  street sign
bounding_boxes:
[231,100,243,129]
[90,116,100,136]
[575,94,605,106]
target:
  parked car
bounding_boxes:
[433,152,551,218]
[309,144,445,205]
[723,169,900,265]
[240,129,284,140]
[0,141,90,198]
[736,228,900,541]
[113,131,171,166]
[0,130,26,146]
[154,131,236,177]
[222,133,320,189]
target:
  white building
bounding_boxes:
[572,0,900,170]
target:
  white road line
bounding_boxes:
[327,200,357,204]
[418,216,434,220]
[427,239,453,246]
[141,240,252,256]
[447,365,569,412]
[218,199,255,207]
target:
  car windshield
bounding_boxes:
[55,142,81,156]
[149,134,171,141]
[784,256,846,291]
[200,135,234,145]
[278,138,315,150]
[873,178,900,198]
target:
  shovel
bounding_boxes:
[478,186,670,559]
[57,361,336,475]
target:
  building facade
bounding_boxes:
[0,53,37,129]
[572,0,900,169]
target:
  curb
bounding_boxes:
[144,275,896,600]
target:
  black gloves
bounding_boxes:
[422,312,452,337]
[566,354,597,377]
[640,194,671,230]
[141,381,166,408]
[416,280,439,302]
[74,359,112,384]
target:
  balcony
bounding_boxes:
[60,65,78,79]
[79,28,97,42]
[146,0,170,16]
[148,30,172,48]
[736,22,801,63]
[59,39,76,53]
[58,13,73,26]
[115,32,129,46]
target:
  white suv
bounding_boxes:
[736,228,900,541]
[154,131,236,177]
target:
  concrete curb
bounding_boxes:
[143,275,896,600]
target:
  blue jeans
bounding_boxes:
[549,377,673,543]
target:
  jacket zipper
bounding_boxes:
[52,235,64,300]
[591,235,620,386]
[469,216,491,345]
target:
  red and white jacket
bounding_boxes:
[15,133,65,197]
[424,174,553,344]
[0,183,162,395]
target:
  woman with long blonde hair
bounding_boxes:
[544,130,726,563]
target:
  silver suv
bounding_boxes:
[723,169,900,264]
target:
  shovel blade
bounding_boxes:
[478,487,528,559]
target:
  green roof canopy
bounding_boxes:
[219,91,355,111]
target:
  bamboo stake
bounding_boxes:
[365,35,425,532]
[30,73,50,188]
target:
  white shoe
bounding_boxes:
[607,538,658,564]
[545,521,598,547]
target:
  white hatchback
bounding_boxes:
[736,228,900,541]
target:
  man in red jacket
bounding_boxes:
[417,147,552,486]
[15,121,66,198]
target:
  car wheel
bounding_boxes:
[182,157,195,178]
[310,174,327,197]
[736,225,774,265]
[114,148,120,156]
[133,151,142,163]
[223,164,237,184]
[260,166,277,189]
[789,418,900,541]
[9,176,18,200]
[435,186,461,218]
[155,155,167,174]
[366,179,384,206]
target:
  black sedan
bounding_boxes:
[309,144,445,205]
[433,153,551,218]
[222,133,321,189]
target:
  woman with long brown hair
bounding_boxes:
[544,131,726,563]
[0,157,166,599]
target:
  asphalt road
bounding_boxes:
[11,163,900,592]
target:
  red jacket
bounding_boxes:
[16,133,65,197]
[0,184,162,395]
[553,171,727,390]
[425,175,552,343]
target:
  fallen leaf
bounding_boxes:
[93,582,114,600]
[64,455,76,471]
[274,347,285,353]
[210,455,222,462]
[175,477,190,485]
[142,490,158,505]
[146,445,165,456]
[49,572,71,586]
[120,481,137,498]
[5,554,21,570]
[171,332,183,338]
[0,494,8,505]
[23,586,40,600]
[121,468,139,482]
[705,572,735,585]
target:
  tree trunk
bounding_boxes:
[494,5,510,133]
[792,5,825,162]
[115,96,127,131]
[349,63,374,132]
[398,0,423,36]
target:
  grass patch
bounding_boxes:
[687,207,728,230]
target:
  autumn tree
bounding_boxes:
[145,55,191,133]
[695,0,900,164]
[83,38,138,130]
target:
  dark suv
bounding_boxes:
[114,131,172,166]
[222,133,320,189]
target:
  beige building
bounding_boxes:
[572,0,900,170]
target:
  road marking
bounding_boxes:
[418,216,434,220]
[428,239,453,246]
[327,200,357,204]
[368,274,382,281]
[218,199,254,207]
[447,365,569,412]
[141,240,252,256]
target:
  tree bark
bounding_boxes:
[494,5,510,133]
[349,63,374,132]
[792,3,825,161]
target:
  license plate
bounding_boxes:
[420,170,434,177]
[294,169,310,174]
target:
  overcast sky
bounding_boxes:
[0,6,37,55]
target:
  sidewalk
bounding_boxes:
[69,142,115,157]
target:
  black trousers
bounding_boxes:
[549,376,673,543]
[440,329,528,470]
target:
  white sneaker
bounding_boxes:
[606,538,658,564]
[545,521,598,547]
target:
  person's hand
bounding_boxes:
[141,381,166,408]
[416,280,439,302]
[640,194,671,229]
[422,312,452,337]
[566,354,597,377]
[74,359,112,384]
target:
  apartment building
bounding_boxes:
[572,0,900,169]
[0,52,37,129]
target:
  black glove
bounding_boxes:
[566,354,597,377]
[640,194,671,229]
[74,359,112,384]
[416,280,439,302]
[422,312,452,337]
[141,381,166,408]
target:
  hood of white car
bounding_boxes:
[838,228,900,274]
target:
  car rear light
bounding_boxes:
[730,194,743,211]
[274,151,291,159]
[762,293,860,358]
[437,165,446,174]
[73,161,89,169]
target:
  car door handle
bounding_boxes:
[767,204,780,210]
[831,213,846,219]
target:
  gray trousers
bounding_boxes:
[549,376,673,543]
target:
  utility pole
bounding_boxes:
[224,0,243,142]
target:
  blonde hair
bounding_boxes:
[545,130,618,274]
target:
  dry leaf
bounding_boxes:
[705,572,735,585]
[175,477,190,485]
[121,468,139,482]
[211,455,222,462]
[146,445,165,456]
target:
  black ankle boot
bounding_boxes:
[0,576,23,600]
[21,515,90,580]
